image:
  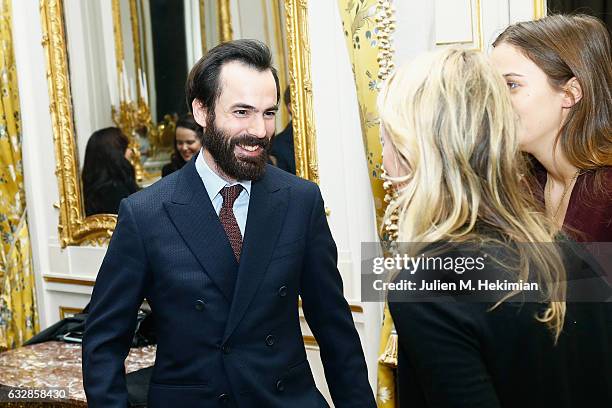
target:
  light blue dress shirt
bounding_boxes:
[195,148,251,236]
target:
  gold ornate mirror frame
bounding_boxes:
[40,0,117,247]
[40,0,317,247]
[285,0,318,183]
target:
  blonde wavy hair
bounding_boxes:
[378,48,567,340]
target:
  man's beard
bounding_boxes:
[202,116,270,181]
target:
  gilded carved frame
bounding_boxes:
[40,0,117,247]
[285,0,317,182]
[40,0,318,247]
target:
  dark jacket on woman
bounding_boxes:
[389,241,612,408]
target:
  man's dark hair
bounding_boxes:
[185,39,280,116]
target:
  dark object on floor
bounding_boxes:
[127,366,154,407]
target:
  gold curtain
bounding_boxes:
[336,0,396,406]
[0,0,39,350]
[337,0,386,224]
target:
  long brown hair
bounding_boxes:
[493,14,612,172]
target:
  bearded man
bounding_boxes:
[82,39,376,408]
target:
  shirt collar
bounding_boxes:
[195,148,252,202]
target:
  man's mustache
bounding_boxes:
[230,134,270,149]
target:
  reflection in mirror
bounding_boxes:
[161,114,202,177]
[269,86,295,174]
[63,0,115,171]
[111,0,295,195]
[42,0,316,245]
[64,1,133,217]
[82,127,139,216]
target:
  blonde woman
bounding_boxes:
[491,14,612,241]
[379,49,612,407]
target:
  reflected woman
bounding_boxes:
[491,14,612,241]
[82,127,139,216]
[161,113,203,177]
[379,48,612,407]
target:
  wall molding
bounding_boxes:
[43,275,95,286]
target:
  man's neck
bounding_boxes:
[201,148,236,184]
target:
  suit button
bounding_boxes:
[276,380,284,392]
[278,285,287,297]
[195,300,205,311]
[218,393,229,403]
[221,344,231,354]
[265,335,276,346]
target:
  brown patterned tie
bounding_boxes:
[219,185,243,261]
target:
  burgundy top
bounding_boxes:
[533,161,612,242]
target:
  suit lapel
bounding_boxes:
[223,169,289,341]
[163,158,238,302]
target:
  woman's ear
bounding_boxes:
[561,77,582,108]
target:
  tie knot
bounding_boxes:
[221,185,243,208]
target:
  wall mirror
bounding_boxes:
[41,0,317,246]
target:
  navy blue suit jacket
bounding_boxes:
[82,157,375,407]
